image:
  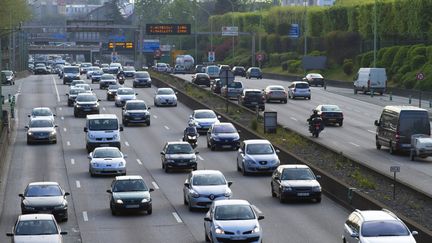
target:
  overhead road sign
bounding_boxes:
[108,42,134,50]
[146,24,191,35]
[143,39,160,53]
[109,35,126,42]
[222,26,238,36]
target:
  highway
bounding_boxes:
[0,74,348,242]
[175,73,432,197]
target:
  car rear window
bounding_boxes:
[64,67,79,73]
[192,174,225,185]
[295,83,309,88]
[245,91,263,96]
[228,82,242,88]
[399,111,430,136]
[361,220,410,237]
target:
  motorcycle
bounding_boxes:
[118,75,125,85]
[308,117,324,138]
[183,133,198,148]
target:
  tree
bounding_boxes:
[214,0,241,15]
[0,0,30,31]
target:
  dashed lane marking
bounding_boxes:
[290,117,297,121]
[152,181,160,190]
[61,116,64,120]
[164,125,170,130]
[125,141,130,147]
[82,211,88,222]
[63,128,67,132]
[71,159,75,165]
[197,155,204,161]
[349,142,360,147]
[252,205,262,214]
[136,159,142,165]
[153,115,158,119]
[67,141,71,146]
[52,76,60,102]
[172,212,182,223]
[367,130,375,134]
[76,180,81,188]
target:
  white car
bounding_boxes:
[204,199,264,243]
[88,147,127,176]
[6,214,67,243]
[236,139,280,175]
[115,87,137,107]
[75,83,92,93]
[189,109,220,132]
[28,107,56,121]
[154,88,177,107]
[86,66,101,79]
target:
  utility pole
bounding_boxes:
[373,0,377,67]
[303,0,307,56]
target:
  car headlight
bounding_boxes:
[115,199,123,204]
[118,162,124,167]
[50,131,56,136]
[113,134,118,140]
[24,205,35,210]
[124,112,129,116]
[282,186,292,192]
[215,227,225,234]
[312,186,321,192]
[91,162,99,167]
[27,132,32,135]
[89,134,95,139]
[224,189,232,197]
[272,159,280,165]
[76,104,82,108]
[166,159,175,163]
[252,225,260,233]
[54,201,68,209]
[245,159,255,165]
[141,198,150,203]
[190,189,200,198]
[212,136,220,141]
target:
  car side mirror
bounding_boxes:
[120,126,124,131]
[64,192,70,196]
[98,99,101,102]
[276,149,280,153]
[274,176,280,181]
[19,193,24,198]
[27,114,30,117]
[217,115,221,119]
[350,232,359,238]
[227,181,233,187]
[84,127,88,132]
[149,188,154,192]
[184,182,190,188]
[258,215,265,220]
[88,153,92,159]
[25,125,29,129]
[106,189,112,194]
[189,115,193,119]
[60,231,68,235]
[53,114,56,116]
[316,175,321,179]
[374,120,379,126]
[147,107,151,110]
[195,151,199,154]
[204,217,212,222]
[122,107,125,110]
[238,148,243,153]
[412,231,418,236]
[54,125,58,128]
[6,233,13,237]
[160,151,165,155]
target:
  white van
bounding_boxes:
[84,114,123,152]
[353,68,387,95]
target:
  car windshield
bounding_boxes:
[108,84,121,90]
[157,63,167,67]
[214,124,236,133]
[36,64,45,67]
[117,89,135,95]
[361,220,410,237]
[32,109,52,116]
[75,85,90,90]
[63,67,79,73]
[71,81,85,86]
[2,71,12,76]
[93,149,122,158]
[126,103,146,110]
[157,89,174,95]
[281,168,315,180]
[135,72,150,78]
[76,95,97,102]
[123,67,135,71]
[30,120,53,128]
[70,89,85,95]
[15,220,58,235]
[295,83,309,88]
[195,111,216,119]
[269,86,284,91]
[321,105,341,112]
[88,119,118,130]
[101,75,115,80]
[214,205,255,220]
[246,143,274,154]
[166,144,193,154]
[25,185,62,197]
[250,68,261,73]
[113,179,148,192]
[207,66,219,73]
[192,174,225,186]
[228,82,242,88]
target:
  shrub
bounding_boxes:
[391,46,409,72]
[343,59,354,75]
[411,55,426,70]
[360,51,374,67]
[281,61,289,71]
[407,44,426,60]
[269,53,281,66]
[288,60,301,73]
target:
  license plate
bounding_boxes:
[84,108,91,111]
[232,237,247,240]
[100,144,109,147]
[222,145,232,148]
[260,166,269,169]
[251,102,257,105]
[177,163,187,166]
[133,117,142,120]
[125,204,139,208]
[297,192,309,196]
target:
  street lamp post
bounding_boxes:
[303,0,307,56]
[193,2,213,53]
[373,0,378,67]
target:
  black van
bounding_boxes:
[375,106,430,154]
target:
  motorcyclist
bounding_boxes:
[183,122,198,141]
[117,69,125,79]
[307,109,323,131]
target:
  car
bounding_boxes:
[69,79,85,87]
[107,175,154,215]
[19,182,70,221]
[238,89,265,111]
[106,84,122,101]
[219,64,231,73]
[189,109,220,132]
[221,81,244,100]
[232,66,246,77]
[161,141,198,172]
[62,66,81,84]
[204,199,264,243]
[1,70,15,85]
[34,63,48,75]
[107,63,122,74]
[6,214,67,243]
[79,62,92,74]
[122,100,151,126]
[246,67,262,79]
[88,147,127,176]
[288,81,311,100]
[183,170,232,211]
[210,79,225,94]
[99,74,117,89]
[101,63,110,73]
[205,65,220,80]
[236,139,280,175]
[353,68,387,95]
[66,87,86,106]
[86,66,101,79]
[342,209,418,243]
[115,87,137,107]
[26,117,58,144]
[315,104,344,126]
[207,122,240,151]
[74,83,92,93]
[90,68,104,83]
[154,88,178,107]
[194,64,205,73]
[271,164,322,203]
[28,107,56,121]
[74,93,100,118]
[133,71,152,88]
[156,62,168,72]
[174,64,187,74]
[84,114,123,152]
[123,66,136,77]
[263,85,288,103]
[192,73,211,86]
[303,73,324,87]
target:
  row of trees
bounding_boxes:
[0,0,30,33]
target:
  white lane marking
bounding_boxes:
[172,212,183,223]
[252,205,262,214]
[125,141,130,147]
[61,116,64,120]
[270,108,276,112]
[197,155,204,161]
[349,142,360,147]
[136,159,142,165]
[102,107,106,111]
[164,125,170,130]
[290,117,297,121]
[153,115,158,119]
[63,128,67,132]
[76,180,81,188]
[67,141,71,146]
[52,76,60,102]
[82,211,88,222]
[367,130,375,134]
[59,107,62,111]
[152,181,160,190]
[72,228,79,233]
[71,159,75,165]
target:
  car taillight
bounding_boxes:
[268,91,272,95]
[368,80,371,87]
[293,88,296,92]
[395,131,400,141]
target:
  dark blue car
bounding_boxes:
[206,122,240,151]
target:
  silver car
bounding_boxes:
[28,107,56,122]
[204,199,264,243]
[154,88,177,107]
[236,139,280,175]
[220,81,244,100]
[263,85,288,103]
[183,170,232,211]
[189,109,220,132]
[115,87,137,107]
[88,147,127,177]
[6,214,67,243]
[288,81,311,100]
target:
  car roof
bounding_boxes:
[307,73,323,78]
[267,85,284,89]
[76,92,95,97]
[32,107,52,111]
[356,210,399,222]
[191,170,223,176]
[125,99,145,104]
[278,164,310,170]
[87,114,117,119]
[157,87,173,91]
[166,141,191,146]
[28,181,60,187]
[135,71,149,74]
[18,214,55,221]
[244,139,271,145]
[213,199,250,206]
[115,175,143,181]
[383,105,427,112]
[244,89,263,92]
[30,117,54,122]
[118,87,133,91]
[93,146,120,152]
[292,81,309,85]
[213,122,234,127]
[194,109,215,113]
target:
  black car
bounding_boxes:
[161,142,198,172]
[207,122,240,151]
[67,87,86,106]
[122,100,151,126]
[74,93,100,118]
[20,182,70,221]
[315,104,344,126]
[246,67,263,79]
[106,84,121,101]
[99,74,117,89]
[239,89,265,111]
[107,175,154,215]
[133,71,152,88]
[62,66,81,84]
[232,66,246,77]
[192,73,211,86]
[194,65,205,73]
[210,79,226,94]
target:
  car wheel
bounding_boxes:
[205,231,210,242]
[339,121,343,127]
[375,137,381,150]
[74,110,78,117]
[133,84,136,88]
[389,142,395,154]
[236,159,241,172]
[410,150,415,161]
[147,207,152,215]
[211,144,216,151]
[146,121,151,126]
[165,165,170,173]
[193,165,197,171]
[315,197,322,203]
[62,216,68,222]
[111,209,117,216]
[279,190,285,203]
[188,200,194,212]
[27,140,31,145]
[271,183,276,197]
[183,194,188,205]
[241,163,248,176]
[123,120,128,127]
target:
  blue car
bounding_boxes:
[207,122,240,151]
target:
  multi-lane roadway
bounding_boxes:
[0,74,349,242]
